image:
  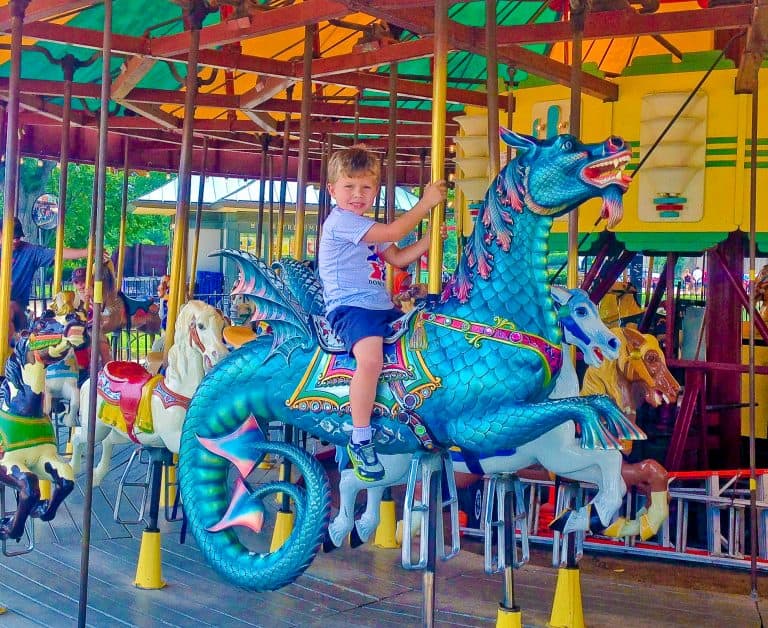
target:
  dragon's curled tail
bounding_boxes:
[178,417,331,590]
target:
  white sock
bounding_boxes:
[352,425,373,444]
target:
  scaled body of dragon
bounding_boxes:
[179,130,636,590]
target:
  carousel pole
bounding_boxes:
[273,25,315,552]
[85,148,99,298]
[385,63,398,295]
[486,0,500,183]
[747,81,760,601]
[164,8,203,361]
[550,3,587,627]
[267,153,275,264]
[115,139,130,290]
[256,134,271,258]
[276,85,293,260]
[414,148,427,285]
[427,0,447,304]
[78,1,112,624]
[188,138,208,298]
[0,0,31,364]
[52,55,75,294]
[485,3,519,627]
[415,2,448,627]
[292,24,315,260]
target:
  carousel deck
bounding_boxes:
[0,444,762,627]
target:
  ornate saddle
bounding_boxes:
[97,362,160,442]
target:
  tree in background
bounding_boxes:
[1,160,170,270]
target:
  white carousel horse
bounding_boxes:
[71,300,228,485]
[325,286,628,548]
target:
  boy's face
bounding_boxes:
[327,172,379,216]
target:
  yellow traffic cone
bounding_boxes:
[548,567,585,628]
[374,498,400,548]
[496,604,522,628]
[134,530,166,589]
[270,511,295,552]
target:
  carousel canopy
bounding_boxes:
[0,0,763,184]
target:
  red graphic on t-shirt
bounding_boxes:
[367,247,386,282]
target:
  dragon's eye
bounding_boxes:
[562,139,573,151]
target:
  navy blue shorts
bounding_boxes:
[326,306,403,354]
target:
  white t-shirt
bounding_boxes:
[318,207,394,313]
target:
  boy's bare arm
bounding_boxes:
[382,224,446,268]
[363,180,447,244]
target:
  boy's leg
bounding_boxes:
[347,336,385,481]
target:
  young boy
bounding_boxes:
[318,146,447,482]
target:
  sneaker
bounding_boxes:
[347,440,385,482]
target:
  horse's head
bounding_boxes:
[176,300,229,373]
[27,291,90,366]
[499,130,631,228]
[552,286,619,367]
[615,325,681,407]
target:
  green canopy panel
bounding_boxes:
[548,231,605,256]
[615,231,729,254]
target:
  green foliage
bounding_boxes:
[45,163,170,251]
[2,161,170,253]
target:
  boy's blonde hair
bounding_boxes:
[327,146,380,184]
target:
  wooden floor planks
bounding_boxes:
[1,440,765,627]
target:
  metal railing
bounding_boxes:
[462,469,768,571]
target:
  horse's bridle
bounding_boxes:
[188,316,207,354]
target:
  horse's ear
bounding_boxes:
[550,285,571,306]
[622,325,645,350]
[500,128,538,153]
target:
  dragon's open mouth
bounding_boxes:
[581,151,632,190]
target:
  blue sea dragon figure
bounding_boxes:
[178,130,637,591]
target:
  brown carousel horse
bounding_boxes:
[0,293,89,540]
[579,324,681,538]
[100,259,163,336]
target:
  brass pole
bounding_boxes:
[188,138,208,298]
[293,24,315,260]
[53,56,74,293]
[84,147,99,302]
[486,0,500,180]
[415,148,427,285]
[115,139,130,290]
[428,0,448,298]
[276,85,293,260]
[165,21,201,359]
[78,2,112,624]
[386,64,398,294]
[0,0,31,362]
[567,1,586,290]
[748,84,760,599]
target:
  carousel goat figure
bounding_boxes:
[0,292,89,540]
[177,130,643,592]
[71,300,228,485]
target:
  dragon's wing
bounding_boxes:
[212,249,313,362]
[271,257,325,316]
